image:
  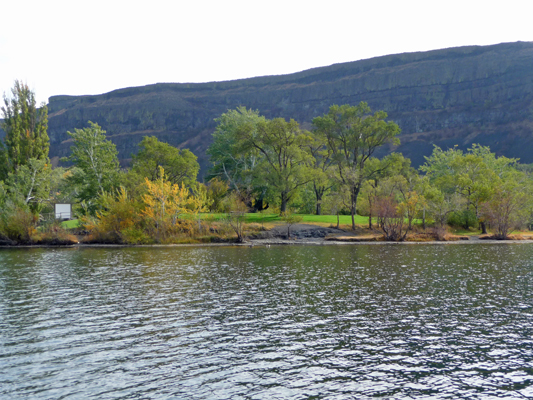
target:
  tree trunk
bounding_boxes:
[280,192,288,213]
[481,221,487,234]
[350,186,360,231]
[368,212,373,229]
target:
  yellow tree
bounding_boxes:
[142,166,205,239]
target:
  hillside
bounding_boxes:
[29,42,533,175]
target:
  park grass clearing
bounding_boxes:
[61,219,81,229]
[198,212,370,226]
[60,213,381,233]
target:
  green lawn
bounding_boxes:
[60,213,371,230]
[61,219,81,229]
[199,212,369,226]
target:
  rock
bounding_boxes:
[4,42,531,176]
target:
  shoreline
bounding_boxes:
[3,237,533,249]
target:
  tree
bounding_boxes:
[280,209,303,239]
[370,174,425,241]
[132,136,199,186]
[244,118,313,212]
[85,187,140,243]
[420,145,518,233]
[207,107,265,198]
[63,121,120,209]
[224,192,248,243]
[5,158,52,208]
[306,130,334,215]
[360,153,412,229]
[141,166,205,240]
[313,103,401,230]
[425,189,464,229]
[1,81,49,179]
[480,170,531,239]
[206,177,229,212]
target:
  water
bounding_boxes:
[1,244,533,399]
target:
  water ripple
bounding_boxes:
[1,245,533,399]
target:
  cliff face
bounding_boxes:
[41,42,533,174]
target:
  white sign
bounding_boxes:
[55,204,72,220]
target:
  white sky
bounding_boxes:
[2,0,532,105]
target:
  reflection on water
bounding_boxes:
[1,244,533,399]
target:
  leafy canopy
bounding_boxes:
[1,80,49,179]
[132,136,199,186]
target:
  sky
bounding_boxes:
[2,0,533,105]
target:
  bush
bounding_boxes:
[33,221,78,245]
[0,205,37,244]
[447,210,477,229]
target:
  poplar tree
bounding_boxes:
[1,81,49,178]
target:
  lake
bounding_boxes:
[1,244,533,399]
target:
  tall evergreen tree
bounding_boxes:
[1,81,49,178]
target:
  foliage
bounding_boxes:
[313,102,401,229]
[141,167,205,240]
[359,153,412,228]
[426,191,465,228]
[420,144,518,232]
[480,171,531,239]
[206,178,229,212]
[4,158,52,210]
[94,187,142,243]
[132,136,199,186]
[280,210,303,238]
[63,121,120,211]
[0,203,37,243]
[223,192,248,242]
[245,118,313,212]
[32,219,78,245]
[306,129,334,215]
[376,195,408,241]
[1,81,49,179]
[207,107,265,197]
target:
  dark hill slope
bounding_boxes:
[45,42,533,174]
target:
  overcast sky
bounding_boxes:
[2,0,532,105]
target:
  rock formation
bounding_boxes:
[13,42,533,176]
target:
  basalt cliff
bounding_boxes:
[35,42,533,175]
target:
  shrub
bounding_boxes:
[447,210,477,229]
[0,205,37,244]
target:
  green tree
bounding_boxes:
[207,107,265,198]
[244,118,313,212]
[420,145,518,232]
[206,177,229,212]
[64,121,120,210]
[223,192,248,243]
[359,153,412,229]
[1,81,49,179]
[480,170,532,239]
[132,136,199,186]
[313,102,401,229]
[5,158,52,208]
[306,130,334,215]
[280,209,303,239]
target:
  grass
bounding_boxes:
[62,213,373,230]
[197,212,370,226]
[61,219,81,229]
